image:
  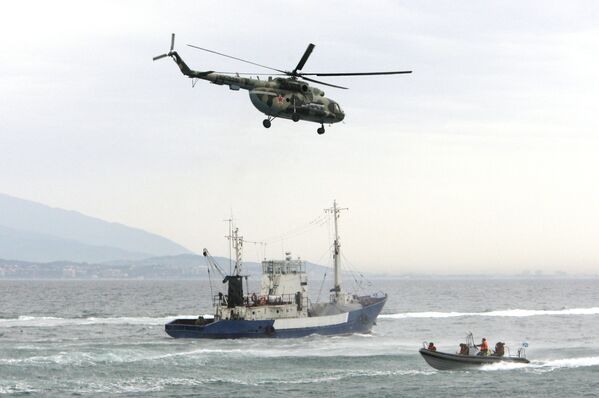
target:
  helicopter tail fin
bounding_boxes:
[172,52,214,78]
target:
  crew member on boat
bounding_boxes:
[493,341,505,357]
[459,343,469,355]
[427,342,437,351]
[477,337,490,356]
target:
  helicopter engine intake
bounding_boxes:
[278,79,309,93]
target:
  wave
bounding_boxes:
[0,382,37,395]
[25,369,438,394]
[0,315,200,328]
[538,356,599,369]
[481,356,599,372]
[0,339,409,366]
[5,307,597,327]
[379,307,599,319]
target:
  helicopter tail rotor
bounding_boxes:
[153,33,176,61]
[153,34,215,78]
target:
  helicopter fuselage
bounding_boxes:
[206,74,344,124]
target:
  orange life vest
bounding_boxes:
[481,340,489,351]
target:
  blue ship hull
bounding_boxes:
[165,296,386,339]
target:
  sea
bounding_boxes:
[1,278,598,397]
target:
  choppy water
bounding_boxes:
[1,278,598,397]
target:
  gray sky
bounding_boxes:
[1,1,598,274]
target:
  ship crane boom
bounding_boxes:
[203,248,227,281]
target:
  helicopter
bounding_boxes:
[153,34,411,135]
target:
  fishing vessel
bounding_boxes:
[165,201,387,338]
[419,333,530,370]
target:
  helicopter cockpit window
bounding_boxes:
[333,103,341,113]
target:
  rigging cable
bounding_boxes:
[316,272,328,303]
[206,259,214,306]
[260,214,328,246]
[340,252,372,295]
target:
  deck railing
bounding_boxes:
[213,292,308,308]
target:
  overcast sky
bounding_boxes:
[1,1,598,274]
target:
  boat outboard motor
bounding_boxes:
[223,275,245,308]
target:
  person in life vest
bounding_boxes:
[477,337,490,356]
[427,342,437,351]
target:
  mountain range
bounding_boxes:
[0,193,190,263]
[0,193,333,280]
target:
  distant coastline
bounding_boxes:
[1,257,596,280]
[0,256,331,280]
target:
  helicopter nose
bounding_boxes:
[338,111,345,121]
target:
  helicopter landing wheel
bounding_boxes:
[292,113,300,122]
[263,119,271,128]
[317,125,325,135]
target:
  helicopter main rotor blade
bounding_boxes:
[302,70,412,76]
[211,72,288,76]
[187,44,287,74]
[300,76,348,90]
[292,43,315,75]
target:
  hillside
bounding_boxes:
[0,193,190,262]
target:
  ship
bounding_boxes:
[165,201,387,338]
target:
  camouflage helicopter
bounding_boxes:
[153,34,411,135]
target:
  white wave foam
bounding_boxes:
[0,315,199,328]
[480,356,599,372]
[0,338,404,366]
[538,356,599,369]
[153,344,393,360]
[6,307,596,327]
[479,361,531,371]
[0,348,209,366]
[0,382,37,395]
[66,369,439,393]
[379,307,599,319]
[251,369,436,385]
[71,377,196,394]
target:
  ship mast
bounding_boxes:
[226,225,244,276]
[326,200,347,299]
